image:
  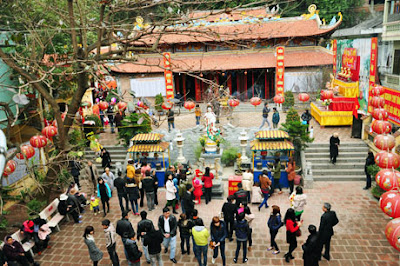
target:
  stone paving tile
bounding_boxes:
[34,180,399,265]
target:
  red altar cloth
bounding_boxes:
[329,97,356,111]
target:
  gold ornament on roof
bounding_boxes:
[302,4,318,20]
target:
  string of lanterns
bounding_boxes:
[369,85,400,251]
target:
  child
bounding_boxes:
[193,179,203,204]
[178,213,191,255]
[251,182,263,204]
[195,104,201,125]
[90,195,100,215]
[272,107,280,129]
[309,126,314,138]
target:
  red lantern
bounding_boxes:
[30,135,47,148]
[371,120,392,134]
[162,101,173,110]
[99,101,109,110]
[228,99,240,107]
[385,218,400,252]
[371,96,385,108]
[372,85,385,96]
[322,90,334,100]
[375,151,400,169]
[42,126,58,140]
[372,108,388,121]
[298,93,310,102]
[3,160,17,176]
[16,145,35,160]
[374,134,395,150]
[184,101,195,111]
[117,102,127,111]
[380,191,400,218]
[250,97,262,106]
[273,95,285,104]
[376,169,400,191]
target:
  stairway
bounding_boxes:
[84,146,128,173]
[304,142,369,181]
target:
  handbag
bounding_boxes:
[209,241,216,250]
[295,228,302,237]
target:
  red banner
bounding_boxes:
[368,37,378,113]
[275,47,285,95]
[163,52,174,99]
[333,39,337,75]
[342,48,358,70]
[383,86,400,126]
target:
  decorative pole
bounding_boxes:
[238,130,249,163]
[174,132,186,163]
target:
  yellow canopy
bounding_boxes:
[127,142,169,153]
[255,130,289,140]
[251,140,294,151]
[131,133,163,143]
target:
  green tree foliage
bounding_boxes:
[155,93,164,112]
[285,107,300,123]
[283,91,295,109]
[118,113,152,146]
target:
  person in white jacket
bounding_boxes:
[242,169,253,203]
[291,186,307,221]
[165,174,178,214]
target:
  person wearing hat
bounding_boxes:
[58,193,81,223]
[102,219,120,266]
[116,211,135,240]
[158,207,178,264]
[318,203,339,261]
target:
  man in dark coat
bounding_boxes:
[116,211,135,240]
[318,203,339,261]
[137,211,154,264]
[364,151,375,190]
[233,183,249,207]
[329,133,340,164]
[221,195,236,241]
[68,159,81,188]
[302,224,320,266]
[301,109,312,132]
[182,184,195,218]
[114,171,129,213]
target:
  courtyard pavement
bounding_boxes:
[35,180,399,265]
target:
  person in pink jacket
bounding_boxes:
[201,167,214,204]
[193,179,203,204]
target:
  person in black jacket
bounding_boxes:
[69,159,82,189]
[182,184,195,218]
[318,203,339,261]
[123,232,142,266]
[158,207,178,263]
[329,133,340,165]
[233,212,249,263]
[178,213,191,255]
[101,148,112,169]
[142,170,156,211]
[114,171,129,213]
[116,211,135,240]
[143,228,164,265]
[58,194,81,223]
[137,211,154,264]
[234,183,248,207]
[151,170,159,206]
[259,102,271,129]
[301,109,312,132]
[210,216,227,266]
[302,224,320,266]
[364,151,375,190]
[0,249,8,266]
[221,195,236,241]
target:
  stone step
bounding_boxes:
[305,152,367,158]
[313,175,365,181]
[312,168,364,176]
[84,154,128,160]
[310,162,365,169]
[305,146,369,153]
[307,142,367,147]
[306,157,365,163]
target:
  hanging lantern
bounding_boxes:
[372,85,385,96]
[322,90,334,100]
[184,101,195,111]
[250,97,262,106]
[228,99,240,107]
[162,101,173,110]
[117,102,127,111]
[30,135,47,148]
[380,191,400,218]
[376,169,400,191]
[42,126,58,140]
[3,160,17,176]
[16,145,35,160]
[371,120,392,134]
[371,96,385,108]
[374,134,395,150]
[372,108,388,121]
[99,101,109,110]
[385,218,400,252]
[273,95,285,104]
[375,151,400,169]
[298,93,310,102]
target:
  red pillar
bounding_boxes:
[264,70,268,99]
[195,78,201,102]
[182,75,187,101]
[244,72,248,100]
[227,74,232,95]
[252,71,255,97]
[236,73,240,98]
[175,75,180,94]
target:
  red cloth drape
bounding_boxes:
[329,97,356,111]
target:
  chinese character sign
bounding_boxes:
[333,39,337,74]
[163,52,174,99]
[342,48,358,70]
[275,47,285,95]
[368,38,378,113]
[383,86,400,126]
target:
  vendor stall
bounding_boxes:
[127,133,170,187]
[311,101,354,126]
[251,130,294,188]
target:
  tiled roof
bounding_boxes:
[251,140,294,151]
[110,47,333,73]
[255,130,289,140]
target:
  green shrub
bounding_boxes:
[283,91,295,108]
[194,145,203,161]
[371,185,385,199]
[367,164,380,178]
[221,147,239,166]
[69,129,87,150]
[285,107,300,123]
[155,93,164,112]
[27,199,46,215]
[118,113,152,146]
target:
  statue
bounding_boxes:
[204,106,220,141]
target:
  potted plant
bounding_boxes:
[221,147,239,166]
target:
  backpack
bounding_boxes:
[179,182,187,198]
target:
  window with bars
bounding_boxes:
[393,50,400,75]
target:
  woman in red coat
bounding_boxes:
[284,208,303,263]
[193,178,203,204]
[201,167,214,204]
